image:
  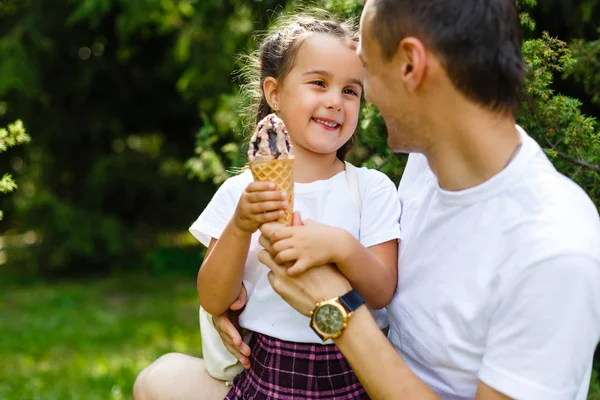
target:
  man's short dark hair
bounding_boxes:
[371,0,525,115]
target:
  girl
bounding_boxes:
[190,12,401,400]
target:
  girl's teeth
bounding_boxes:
[315,119,338,128]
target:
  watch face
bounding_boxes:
[314,304,344,335]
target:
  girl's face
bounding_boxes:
[268,33,363,159]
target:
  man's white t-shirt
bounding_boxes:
[190,167,401,343]
[389,125,600,399]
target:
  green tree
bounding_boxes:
[0,118,29,220]
[0,0,291,276]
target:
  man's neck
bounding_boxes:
[424,103,521,192]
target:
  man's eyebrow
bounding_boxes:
[303,70,364,90]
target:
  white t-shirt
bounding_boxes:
[389,125,600,400]
[190,167,401,343]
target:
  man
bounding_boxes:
[135,0,600,398]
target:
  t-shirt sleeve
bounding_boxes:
[359,171,402,248]
[189,175,247,247]
[479,253,600,400]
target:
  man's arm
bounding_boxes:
[334,306,440,399]
[258,223,440,399]
[259,222,519,400]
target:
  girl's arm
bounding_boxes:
[197,225,251,316]
[267,220,398,309]
[335,231,398,309]
[197,181,288,316]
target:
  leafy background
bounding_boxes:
[1,0,599,398]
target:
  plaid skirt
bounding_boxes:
[225,333,369,400]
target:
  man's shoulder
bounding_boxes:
[516,156,598,227]
[502,161,600,267]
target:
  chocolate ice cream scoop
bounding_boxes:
[248,113,293,162]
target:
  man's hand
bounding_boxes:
[258,213,352,316]
[213,285,251,369]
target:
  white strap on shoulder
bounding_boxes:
[344,161,362,214]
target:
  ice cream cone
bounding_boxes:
[249,158,294,226]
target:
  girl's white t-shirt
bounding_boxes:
[190,167,401,343]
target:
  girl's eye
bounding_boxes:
[344,88,359,96]
[310,81,326,87]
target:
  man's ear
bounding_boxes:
[263,77,280,110]
[395,37,428,92]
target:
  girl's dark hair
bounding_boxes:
[239,10,359,161]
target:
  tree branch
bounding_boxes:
[553,150,600,173]
[525,95,600,174]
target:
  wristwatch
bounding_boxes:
[310,289,366,341]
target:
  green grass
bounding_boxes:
[0,273,202,400]
[1,273,599,399]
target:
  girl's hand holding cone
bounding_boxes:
[232,181,289,234]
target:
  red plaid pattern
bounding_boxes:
[225,333,370,399]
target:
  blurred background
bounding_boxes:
[0,0,599,398]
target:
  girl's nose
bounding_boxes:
[325,92,343,112]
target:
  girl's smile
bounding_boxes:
[264,32,364,161]
[312,117,341,131]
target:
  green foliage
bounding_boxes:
[0,0,291,275]
[0,274,201,399]
[570,30,600,107]
[520,32,600,206]
[0,118,29,220]
[0,0,598,273]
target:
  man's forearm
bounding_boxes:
[334,307,440,400]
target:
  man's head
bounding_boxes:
[358,0,525,153]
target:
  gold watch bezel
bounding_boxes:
[309,297,351,341]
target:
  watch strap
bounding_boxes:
[339,289,366,312]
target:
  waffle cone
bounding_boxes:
[249,158,294,226]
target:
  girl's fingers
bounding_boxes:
[258,232,277,255]
[258,210,285,223]
[274,248,298,265]
[249,200,288,214]
[271,238,294,254]
[229,284,248,311]
[246,188,287,203]
[270,229,294,243]
[246,181,276,192]
[287,260,308,276]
